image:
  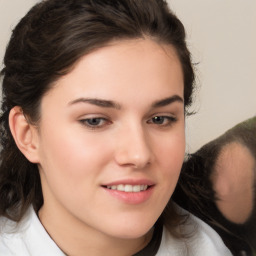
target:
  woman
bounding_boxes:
[0,0,232,255]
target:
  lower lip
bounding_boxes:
[102,186,154,204]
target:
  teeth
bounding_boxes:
[106,184,148,192]
[133,185,140,192]
[125,185,132,192]
[117,184,124,191]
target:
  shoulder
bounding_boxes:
[186,213,233,255]
[0,207,64,256]
[157,206,233,256]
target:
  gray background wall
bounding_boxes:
[1,0,255,153]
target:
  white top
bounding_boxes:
[156,219,232,256]
[0,207,232,256]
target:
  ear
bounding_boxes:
[9,106,40,163]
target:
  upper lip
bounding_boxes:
[102,179,155,187]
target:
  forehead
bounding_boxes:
[43,39,184,108]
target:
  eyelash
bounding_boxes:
[79,115,177,130]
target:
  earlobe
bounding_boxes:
[9,106,40,163]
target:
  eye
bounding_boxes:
[148,115,177,126]
[79,117,110,129]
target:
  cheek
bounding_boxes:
[157,129,185,171]
[163,134,185,188]
[150,130,185,214]
[152,128,185,197]
[38,125,112,183]
[37,127,114,211]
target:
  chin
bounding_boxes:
[103,216,156,240]
[111,228,152,240]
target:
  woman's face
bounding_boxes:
[36,39,185,241]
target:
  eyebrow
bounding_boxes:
[68,98,121,109]
[151,95,184,108]
[68,95,183,110]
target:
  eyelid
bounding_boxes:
[148,112,177,120]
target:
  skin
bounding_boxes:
[212,142,255,224]
[10,39,185,256]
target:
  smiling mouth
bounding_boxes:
[103,184,150,193]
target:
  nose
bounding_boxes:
[114,125,153,169]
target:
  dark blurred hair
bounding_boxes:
[0,0,195,235]
[174,116,256,254]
